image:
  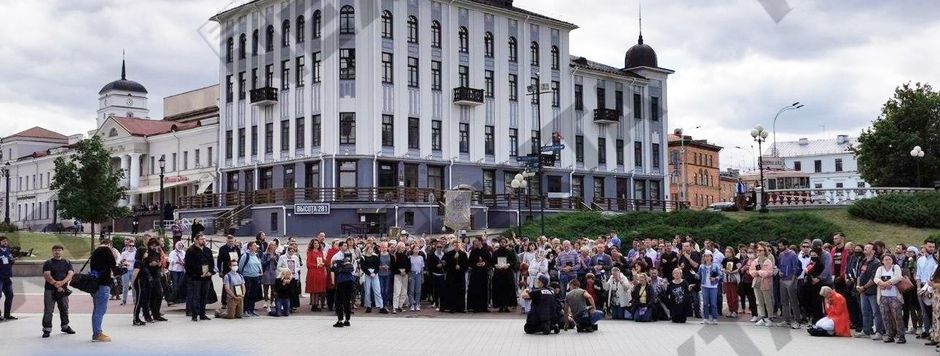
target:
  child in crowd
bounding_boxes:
[270,269,293,317]
[518,281,531,314]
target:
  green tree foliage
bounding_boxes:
[50,135,129,251]
[849,192,940,228]
[855,82,940,187]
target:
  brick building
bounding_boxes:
[668,134,722,210]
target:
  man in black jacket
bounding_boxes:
[216,235,239,307]
[426,241,446,309]
[185,233,215,321]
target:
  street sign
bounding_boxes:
[294,203,331,215]
[516,155,539,162]
[761,155,785,170]
[540,144,565,152]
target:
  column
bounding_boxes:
[119,155,131,207]
[129,153,141,206]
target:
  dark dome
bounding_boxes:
[98,79,147,95]
[624,35,658,69]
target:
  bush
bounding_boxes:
[848,192,940,228]
[0,222,16,233]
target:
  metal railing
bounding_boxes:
[764,187,933,207]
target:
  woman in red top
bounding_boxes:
[324,240,341,310]
[306,240,328,311]
[809,286,851,337]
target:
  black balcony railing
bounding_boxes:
[453,87,484,105]
[249,87,278,105]
[593,108,620,124]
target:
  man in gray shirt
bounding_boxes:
[565,280,604,332]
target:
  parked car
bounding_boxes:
[708,202,737,211]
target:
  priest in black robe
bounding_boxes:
[467,238,493,312]
[492,238,519,312]
[441,240,468,313]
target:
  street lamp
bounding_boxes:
[772,102,804,156]
[911,146,925,187]
[158,155,166,237]
[2,162,9,224]
[735,146,756,171]
[674,126,700,207]
[751,125,770,213]
[509,173,529,237]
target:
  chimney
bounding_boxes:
[798,138,809,146]
[836,135,848,144]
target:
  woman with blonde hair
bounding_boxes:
[749,242,775,327]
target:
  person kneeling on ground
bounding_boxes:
[217,261,245,319]
[269,269,293,317]
[565,280,604,332]
[522,275,562,334]
[808,286,851,337]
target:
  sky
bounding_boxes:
[1,0,938,171]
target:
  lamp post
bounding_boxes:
[751,125,770,213]
[674,126,700,207]
[158,155,166,237]
[735,146,756,171]
[911,146,925,187]
[772,102,804,156]
[509,173,528,237]
[2,162,9,224]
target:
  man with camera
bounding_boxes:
[565,279,604,332]
[42,245,75,338]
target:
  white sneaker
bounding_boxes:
[764,319,773,327]
[754,319,766,326]
[730,312,738,318]
[709,319,718,325]
[790,322,800,329]
[701,319,709,325]
[750,316,759,322]
[871,333,882,341]
[416,305,421,311]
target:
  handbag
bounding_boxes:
[897,275,914,293]
[70,259,100,294]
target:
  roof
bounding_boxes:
[6,127,68,142]
[624,35,658,69]
[111,117,200,137]
[99,79,148,95]
[667,134,723,151]
[767,136,856,157]
[571,56,646,80]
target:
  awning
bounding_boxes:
[197,173,216,194]
[126,179,191,195]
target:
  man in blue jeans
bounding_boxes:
[855,243,885,339]
[565,279,604,332]
[89,238,116,342]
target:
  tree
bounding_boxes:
[855,82,940,187]
[50,134,129,252]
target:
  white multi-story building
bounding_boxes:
[765,135,869,190]
[202,0,674,235]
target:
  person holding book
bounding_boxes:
[218,260,245,319]
[185,233,215,322]
[493,238,519,313]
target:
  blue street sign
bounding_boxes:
[540,144,565,151]
[516,156,539,162]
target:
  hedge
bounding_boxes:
[848,192,940,228]
[513,211,841,248]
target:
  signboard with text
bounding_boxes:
[294,203,331,215]
[761,155,785,170]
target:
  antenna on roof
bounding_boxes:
[638,0,643,44]
[121,49,126,80]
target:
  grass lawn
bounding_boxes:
[4,232,95,261]
[723,208,939,247]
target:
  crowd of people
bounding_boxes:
[8,229,940,351]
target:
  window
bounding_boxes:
[431,120,442,150]
[295,117,305,149]
[264,123,274,154]
[484,70,494,97]
[484,32,494,58]
[251,30,258,55]
[458,65,469,87]
[836,182,844,188]
[340,113,356,144]
[431,61,442,90]
[403,211,415,226]
[483,170,495,195]
[260,168,273,189]
[509,128,519,157]
[530,77,540,105]
[108,128,118,137]
[251,68,258,89]
[238,72,246,99]
[551,81,560,107]
[238,128,245,157]
[616,139,624,166]
[575,135,584,163]
[305,162,320,189]
[615,90,624,115]
[572,176,584,199]
[408,117,420,149]
[264,64,273,87]
[574,84,584,110]
[225,130,233,159]
[381,10,393,39]
[634,180,646,200]
[484,125,495,155]
[551,45,560,70]
[594,177,605,199]
[311,51,321,83]
[431,21,442,48]
[459,123,469,153]
[295,56,305,87]
[337,160,357,188]
[407,16,418,43]
[634,142,643,168]
[265,25,274,52]
[652,143,661,169]
[814,183,823,189]
[633,93,642,119]
[381,52,393,84]
[311,115,321,147]
[226,37,233,63]
[280,60,290,90]
[225,75,233,102]
[651,97,660,121]
[793,161,801,171]
[312,10,322,38]
[280,119,290,151]
[340,6,355,34]
[835,158,843,172]
[428,166,444,190]
[296,15,305,43]
[530,41,540,66]
[458,27,469,53]
[381,115,394,147]
[857,181,866,188]
[596,86,606,109]
[408,57,419,88]
[531,130,541,154]
[282,19,290,47]
[508,37,518,62]
[598,137,607,165]
[284,165,295,188]
[251,125,258,155]
[183,151,189,170]
[508,74,518,101]
[814,160,822,173]
[339,48,356,80]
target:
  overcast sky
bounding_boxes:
[1,0,937,170]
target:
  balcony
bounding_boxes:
[249,87,278,106]
[593,108,620,124]
[453,87,484,106]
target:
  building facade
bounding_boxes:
[764,135,868,190]
[204,0,673,235]
[667,134,721,210]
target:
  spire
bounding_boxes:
[637,0,644,44]
[121,49,126,80]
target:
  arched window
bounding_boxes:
[457,26,469,53]
[225,37,233,63]
[551,45,559,70]
[108,128,118,137]
[530,41,540,66]
[381,10,393,39]
[296,15,305,43]
[407,16,418,43]
[252,29,259,55]
[340,5,355,34]
[282,19,291,47]
[265,25,274,51]
[238,34,247,59]
[430,21,442,48]
[484,32,494,58]
[508,37,517,62]
[312,10,322,38]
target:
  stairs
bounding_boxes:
[214,204,253,235]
